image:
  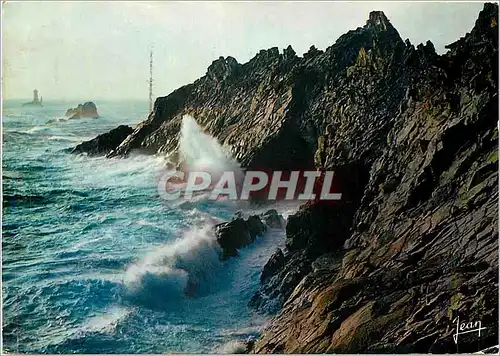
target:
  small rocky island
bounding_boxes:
[22,89,43,107]
[65,102,99,119]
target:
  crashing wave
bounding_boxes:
[123,225,223,308]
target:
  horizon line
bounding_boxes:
[2,98,151,102]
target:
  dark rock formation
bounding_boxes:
[247,215,267,237]
[70,125,133,156]
[75,3,498,353]
[215,215,266,259]
[285,202,354,253]
[253,4,499,354]
[66,102,99,119]
[260,248,285,283]
[249,249,313,314]
[261,209,284,229]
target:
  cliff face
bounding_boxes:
[252,4,499,353]
[92,3,497,353]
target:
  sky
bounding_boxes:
[2,1,487,101]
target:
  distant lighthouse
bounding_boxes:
[22,89,43,107]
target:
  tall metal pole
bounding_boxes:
[149,47,153,114]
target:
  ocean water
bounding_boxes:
[2,100,290,353]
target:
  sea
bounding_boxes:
[2,100,292,353]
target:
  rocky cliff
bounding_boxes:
[253,5,499,353]
[75,3,498,353]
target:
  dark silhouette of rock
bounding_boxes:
[70,125,133,156]
[247,215,267,237]
[285,202,353,253]
[215,215,266,260]
[66,102,99,119]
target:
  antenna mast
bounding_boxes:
[149,47,154,114]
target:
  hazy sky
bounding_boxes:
[2,2,486,101]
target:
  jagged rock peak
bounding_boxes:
[472,2,498,34]
[446,2,498,52]
[65,101,99,119]
[366,10,392,31]
[283,45,297,59]
[328,9,404,64]
[304,45,324,60]
[244,47,282,68]
[417,40,436,54]
[207,56,240,82]
[258,47,280,59]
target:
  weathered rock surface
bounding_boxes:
[215,215,267,259]
[75,3,498,353]
[70,125,133,156]
[66,102,99,119]
[260,248,285,283]
[253,4,499,353]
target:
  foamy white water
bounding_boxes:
[180,115,244,183]
[3,101,289,353]
[124,225,223,301]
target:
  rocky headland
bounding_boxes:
[66,102,99,119]
[70,125,133,156]
[71,4,498,353]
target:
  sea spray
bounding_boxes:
[123,225,223,308]
[215,340,249,354]
[170,115,342,202]
[158,115,246,201]
[179,115,244,185]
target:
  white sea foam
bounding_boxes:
[68,153,167,189]
[179,115,244,185]
[25,125,71,136]
[82,306,131,333]
[123,225,222,306]
[216,340,248,354]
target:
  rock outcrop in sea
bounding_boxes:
[72,4,498,353]
[66,102,99,119]
[215,213,267,260]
